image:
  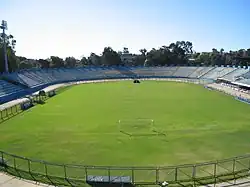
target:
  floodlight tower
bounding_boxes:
[0,20,8,73]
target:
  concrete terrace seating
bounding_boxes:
[78,67,106,79]
[0,80,24,97]
[220,68,249,82]
[235,79,250,86]
[200,67,225,79]
[131,67,156,77]
[3,66,250,90]
[188,67,214,78]
[4,72,41,87]
[53,68,79,81]
[152,66,179,77]
[172,67,197,77]
[241,70,250,79]
[103,67,126,78]
[35,69,57,82]
[216,67,236,78]
[113,67,138,78]
[1,66,250,105]
[50,69,70,81]
[38,68,84,83]
[22,71,48,85]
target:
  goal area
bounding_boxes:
[118,119,164,136]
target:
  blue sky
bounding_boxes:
[1,0,250,59]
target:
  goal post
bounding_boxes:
[118,118,157,136]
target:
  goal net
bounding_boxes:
[118,118,159,136]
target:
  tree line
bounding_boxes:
[1,34,250,73]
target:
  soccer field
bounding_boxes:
[1,80,250,168]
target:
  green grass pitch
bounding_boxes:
[1,80,250,169]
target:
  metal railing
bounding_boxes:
[0,103,22,122]
[1,151,250,186]
[0,95,45,124]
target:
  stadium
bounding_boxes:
[1,66,250,187]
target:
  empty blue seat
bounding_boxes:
[0,80,24,97]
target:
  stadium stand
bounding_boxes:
[114,66,138,78]
[0,66,249,104]
[216,67,236,77]
[241,70,250,79]
[0,80,24,97]
[235,78,250,87]
[35,69,57,82]
[153,66,179,77]
[200,67,231,79]
[172,67,198,77]
[129,67,156,77]
[219,68,249,82]
[188,67,214,78]
[4,72,41,87]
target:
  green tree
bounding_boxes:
[132,49,147,66]
[19,62,33,69]
[101,47,121,66]
[50,56,64,68]
[0,33,18,73]
[65,57,77,68]
[139,48,147,56]
[79,56,89,66]
[89,53,102,66]
[38,59,51,69]
[17,56,27,62]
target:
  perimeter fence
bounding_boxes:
[1,150,250,186]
